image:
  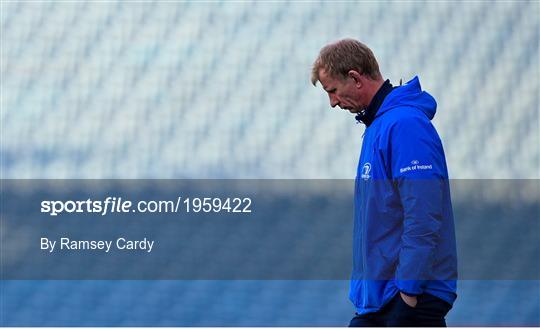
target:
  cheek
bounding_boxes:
[340,87,359,106]
[341,92,357,106]
[350,92,365,107]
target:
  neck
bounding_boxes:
[364,78,385,106]
[355,78,393,126]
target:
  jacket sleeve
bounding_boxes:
[386,114,447,296]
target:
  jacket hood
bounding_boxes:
[376,76,437,120]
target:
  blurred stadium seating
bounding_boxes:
[1,0,539,326]
[1,1,538,179]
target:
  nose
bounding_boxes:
[329,94,340,108]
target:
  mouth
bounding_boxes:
[339,105,357,113]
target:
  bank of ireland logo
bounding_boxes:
[361,162,372,180]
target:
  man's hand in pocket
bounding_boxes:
[400,292,418,308]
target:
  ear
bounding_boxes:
[347,70,364,88]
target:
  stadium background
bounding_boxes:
[1,0,539,326]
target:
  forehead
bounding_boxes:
[318,68,342,90]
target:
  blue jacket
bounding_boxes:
[350,77,457,315]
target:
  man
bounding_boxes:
[311,39,457,327]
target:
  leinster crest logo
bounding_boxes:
[361,162,371,181]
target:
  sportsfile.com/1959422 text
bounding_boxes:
[40,196,252,216]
